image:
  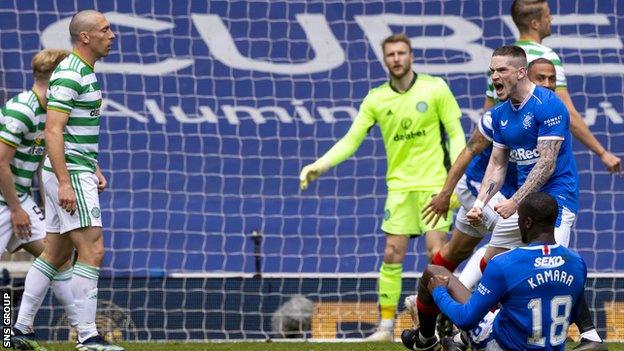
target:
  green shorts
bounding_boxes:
[381,190,453,236]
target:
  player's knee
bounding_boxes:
[77,245,105,266]
[383,244,405,263]
[40,250,68,269]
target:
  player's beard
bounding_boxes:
[389,64,411,80]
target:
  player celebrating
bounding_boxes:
[1,49,79,350]
[299,33,466,341]
[417,49,604,351]
[468,44,595,348]
[13,10,124,351]
[402,192,587,351]
[484,0,621,174]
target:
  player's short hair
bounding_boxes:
[382,33,412,52]
[511,0,548,33]
[492,45,527,67]
[69,10,102,43]
[528,57,555,72]
[519,192,558,227]
[32,49,70,82]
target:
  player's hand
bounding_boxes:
[58,181,77,215]
[299,160,329,191]
[427,274,450,293]
[10,206,31,239]
[95,169,107,193]
[494,199,518,219]
[600,151,622,175]
[466,207,483,226]
[422,192,451,227]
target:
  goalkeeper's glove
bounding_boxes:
[299,159,330,191]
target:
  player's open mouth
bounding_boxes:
[494,82,504,94]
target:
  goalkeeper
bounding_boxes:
[299,33,466,341]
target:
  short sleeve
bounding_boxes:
[47,70,81,114]
[536,95,569,140]
[0,104,34,147]
[490,108,508,149]
[478,110,494,141]
[550,52,567,89]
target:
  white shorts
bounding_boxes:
[468,309,505,351]
[0,195,46,253]
[554,206,576,248]
[454,175,522,249]
[488,206,576,250]
[43,170,102,234]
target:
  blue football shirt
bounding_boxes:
[434,243,587,350]
[490,85,579,213]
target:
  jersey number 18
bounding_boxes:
[527,295,573,347]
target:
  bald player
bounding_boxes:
[12,10,124,351]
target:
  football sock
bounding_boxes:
[432,251,460,272]
[15,257,56,334]
[51,267,78,327]
[575,295,602,341]
[72,261,100,342]
[378,263,402,327]
[458,246,486,289]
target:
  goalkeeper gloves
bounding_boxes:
[299,159,330,191]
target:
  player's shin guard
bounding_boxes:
[15,257,56,333]
[378,263,402,326]
[574,295,602,341]
[51,267,78,327]
[72,262,100,342]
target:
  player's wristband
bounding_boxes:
[473,199,485,210]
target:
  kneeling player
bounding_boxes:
[401,193,587,351]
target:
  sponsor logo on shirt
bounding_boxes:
[534,256,565,269]
[500,119,508,127]
[400,118,412,130]
[477,283,491,295]
[509,147,540,164]
[393,129,426,141]
[90,108,101,117]
[544,115,562,127]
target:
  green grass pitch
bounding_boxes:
[41,341,624,350]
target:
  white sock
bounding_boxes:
[72,262,100,342]
[580,329,602,342]
[379,319,394,331]
[458,246,486,289]
[15,257,56,334]
[51,267,78,327]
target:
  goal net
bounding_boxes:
[0,0,622,341]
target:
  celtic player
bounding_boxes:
[14,10,123,351]
[300,33,466,341]
[1,49,78,350]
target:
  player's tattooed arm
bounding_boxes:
[511,139,562,204]
[476,145,509,205]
